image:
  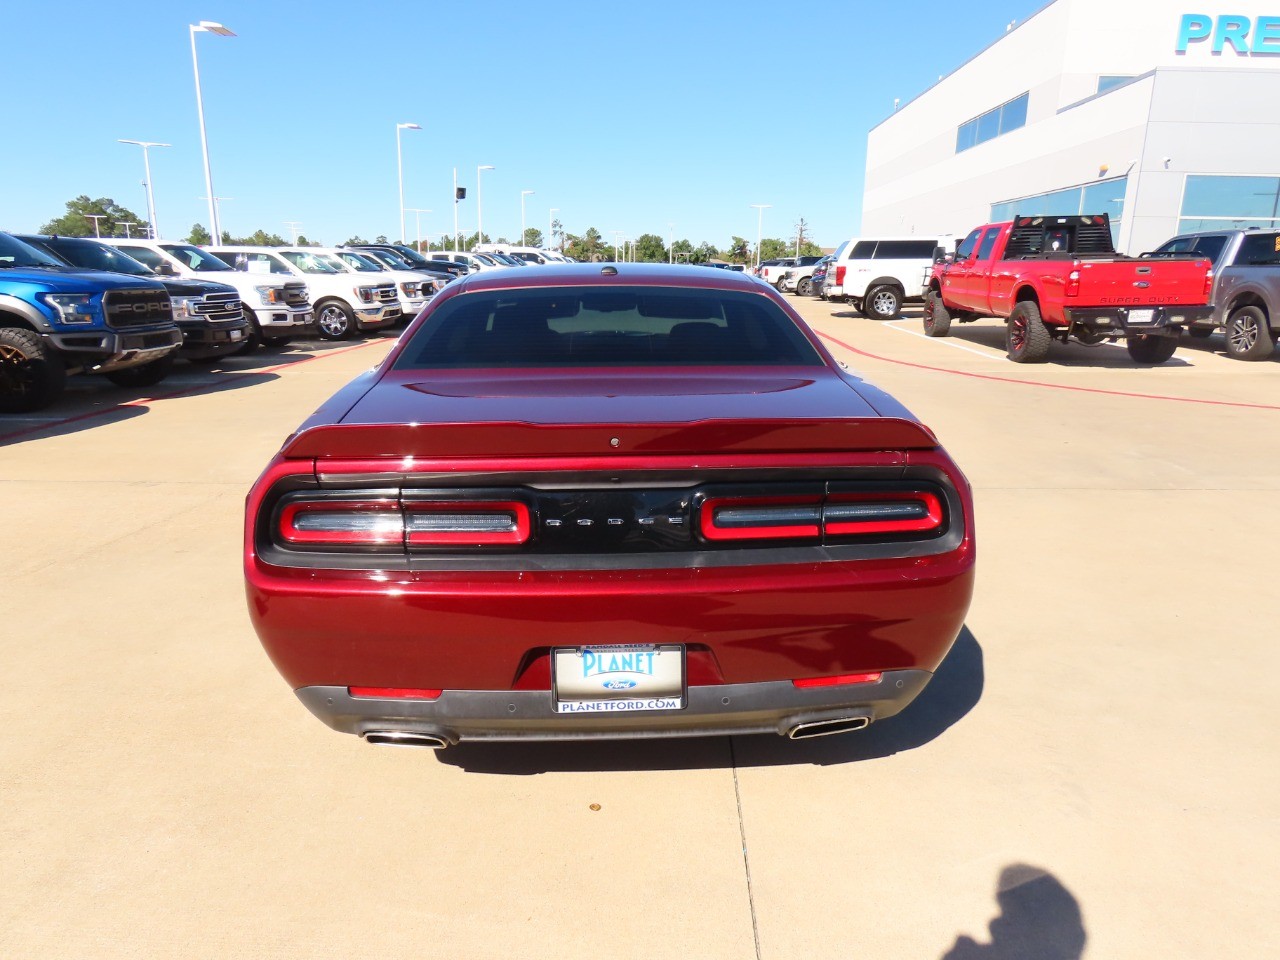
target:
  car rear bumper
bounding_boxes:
[294,669,934,743]
[1065,305,1215,334]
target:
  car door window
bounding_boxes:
[1236,233,1280,266]
[955,230,982,260]
[849,241,876,260]
[976,229,1000,260]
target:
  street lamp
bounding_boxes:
[115,221,139,239]
[668,222,674,263]
[85,214,108,239]
[396,122,421,243]
[521,190,535,247]
[198,196,232,241]
[117,140,170,239]
[476,165,494,248]
[284,221,302,244]
[190,20,235,246]
[549,208,559,252]
[750,203,772,268]
[406,208,431,253]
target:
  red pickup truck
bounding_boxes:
[923,215,1215,363]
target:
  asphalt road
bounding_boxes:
[2,300,1276,959]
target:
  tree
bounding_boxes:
[690,241,719,264]
[550,218,563,251]
[634,233,667,263]
[461,232,491,251]
[792,217,823,257]
[726,236,750,264]
[343,235,369,246]
[670,238,694,262]
[187,223,212,245]
[294,234,320,247]
[759,238,789,261]
[221,229,287,246]
[564,227,605,262]
[374,235,389,244]
[41,196,148,238]
[521,228,545,248]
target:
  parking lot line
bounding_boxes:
[882,319,1001,360]
[819,331,1280,412]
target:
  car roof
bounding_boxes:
[446,262,770,295]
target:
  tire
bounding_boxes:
[0,326,65,413]
[865,285,902,320]
[1125,334,1179,364]
[1186,327,1214,339]
[774,276,787,291]
[315,300,354,340]
[232,307,262,356]
[1223,305,1275,361]
[105,353,175,388]
[797,278,813,297]
[922,291,952,337]
[1006,301,1050,363]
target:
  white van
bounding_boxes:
[825,235,951,319]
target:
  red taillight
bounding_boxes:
[278,499,402,546]
[700,490,943,543]
[835,265,846,285]
[1065,269,1080,297]
[823,491,943,536]
[792,672,883,689]
[404,500,530,546]
[1204,269,1214,296]
[700,496,822,541]
[348,687,442,700]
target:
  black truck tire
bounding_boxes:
[1125,334,1178,364]
[865,285,902,320]
[923,291,952,337]
[797,278,813,297]
[0,327,66,413]
[105,353,176,388]
[1006,302,1051,363]
[1223,305,1275,361]
[233,307,263,355]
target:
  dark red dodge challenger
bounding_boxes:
[245,264,974,748]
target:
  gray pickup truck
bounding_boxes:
[1148,228,1280,360]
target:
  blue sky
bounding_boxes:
[2,0,1039,250]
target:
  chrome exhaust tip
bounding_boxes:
[787,716,871,740]
[362,731,449,749]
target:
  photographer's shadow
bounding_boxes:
[942,864,1086,960]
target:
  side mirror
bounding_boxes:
[153,261,176,276]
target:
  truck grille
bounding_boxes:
[282,282,309,307]
[374,285,397,304]
[103,289,174,330]
[193,291,242,323]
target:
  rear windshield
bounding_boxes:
[393,285,824,369]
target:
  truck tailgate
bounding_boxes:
[1076,258,1211,307]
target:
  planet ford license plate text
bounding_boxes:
[552,645,685,713]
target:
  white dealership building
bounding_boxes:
[862,0,1280,253]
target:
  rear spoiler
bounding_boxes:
[281,418,940,459]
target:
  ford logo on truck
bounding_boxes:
[108,301,168,315]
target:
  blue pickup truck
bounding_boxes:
[0,232,182,413]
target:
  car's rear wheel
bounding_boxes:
[797,278,813,297]
[316,301,354,340]
[774,276,787,291]
[923,291,952,337]
[0,326,65,413]
[1223,305,1274,360]
[1006,301,1050,363]
[1125,334,1178,364]
[105,353,176,388]
[865,285,902,320]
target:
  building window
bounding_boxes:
[956,92,1029,153]
[990,177,1127,245]
[1097,75,1135,94]
[1178,174,1280,232]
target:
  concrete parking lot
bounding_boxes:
[2,300,1277,960]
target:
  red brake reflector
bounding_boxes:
[792,672,882,689]
[348,687,442,700]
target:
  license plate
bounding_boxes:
[230,329,243,340]
[552,644,685,713]
[1128,309,1155,324]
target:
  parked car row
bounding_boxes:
[0,232,579,412]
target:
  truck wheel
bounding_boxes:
[0,327,65,413]
[797,278,813,297]
[923,291,952,337]
[865,285,902,320]
[316,301,354,340]
[233,307,262,355]
[105,353,176,388]
[1223,305,1274,361]
[1125,334,1178,364]
[774,276,787,291]
[1006,302,1050,363]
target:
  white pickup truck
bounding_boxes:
[105,239,314,350]
[209,246,401,340]
[316,247,437,319]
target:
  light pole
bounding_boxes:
[453,167,460,252]
[117,140,170,239]
[476,165,494,248]
[395,122,421,243]
[284,221,302,244]
[406,208,431,253]
[750,203,772,269]
[190,20,235,246]
[668,222,674,263]
[85,214,108,239]
[116,221,139,239]
[198,196,232,241]
[521,190,535,247]
[549,208,559,252]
